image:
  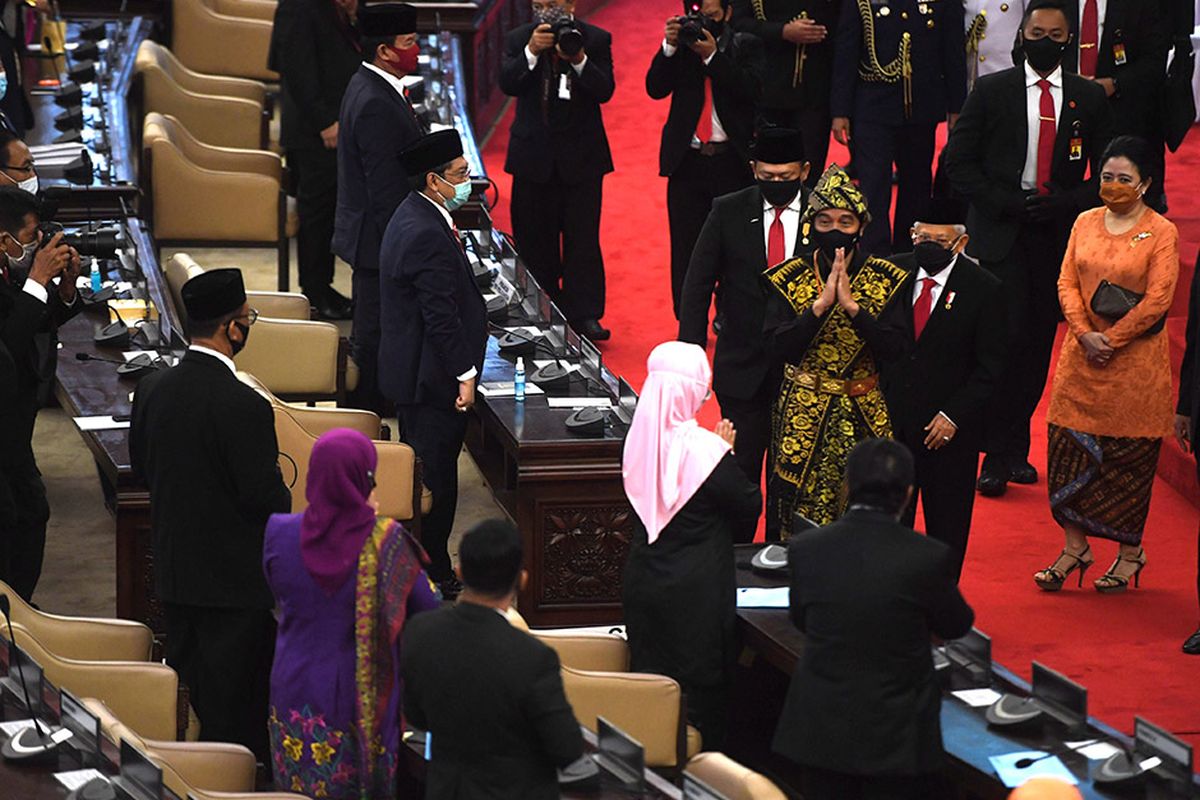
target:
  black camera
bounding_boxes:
[38,221,123,259]
[678,11,707,45]
[551,18,585,57]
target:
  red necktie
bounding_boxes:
[767,207,786,267]
[696,77,713,144]
[1079,0,1099,77]
[1036,79,1056,196]
[913,277,936,339]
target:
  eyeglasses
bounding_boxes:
[1,163,35,175]
[912,233,962,247]
[366,470,377,490]
[236,308,260,326]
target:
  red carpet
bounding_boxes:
[480,0,1200,753]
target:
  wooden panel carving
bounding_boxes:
[539,505,633,605]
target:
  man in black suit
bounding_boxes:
[679,128,809,536]
[773,439,975,799]
[500,0,615,342]
[378,130,487,594]
[269,0,361,319]
[942,0,1112,497]
[731,0,840,185]
[1174,256,1200,655]
[333,3,425,414]
[0,187,79,601]
[831,0,967,255]
[866,215,1006,580]
[648,0,763,316]
[400,519,584,800]
[130,269,291,760]
[1061,0,1169,209]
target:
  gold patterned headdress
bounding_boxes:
[800,164,871,247]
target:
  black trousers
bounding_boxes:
[667,149,753,317]
[510,169,606,322]
[800,766,946,800]
[982,222,1063,467]
[0,456,49,602]
[347,268,388,415]
[288,146,339,298]
[398,402,469,582]
[717,381,776,542]
[761,105,832,189]
[853,121,937,255]
[899,432,979,582]
[163,603,275,763]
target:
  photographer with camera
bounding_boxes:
[0,185,81,601]
[648,0,763,316]
[500,0,615,342]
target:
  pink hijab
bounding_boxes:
[622,341,731,543]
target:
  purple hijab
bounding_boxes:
[300,429,378,593]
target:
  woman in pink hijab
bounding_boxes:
[621,341,761,751]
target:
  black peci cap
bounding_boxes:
[750,127,806,166]
[399,129,464,177]
[360,2,418,37]
[181,269,246,321]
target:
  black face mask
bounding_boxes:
[229,321,250,356]
[704,17,725,37]
[758,179,802,209]
[913,240,957,275]
[812,229,859,263]
[1021,35,1067,73]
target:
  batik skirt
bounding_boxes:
[1046,424,1162,546]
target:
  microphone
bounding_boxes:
[0,594,71,762]
[1013,740,1098,769]
[487,324,573,390]
[74,351,162,378]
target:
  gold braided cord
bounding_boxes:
[854,0,912,116]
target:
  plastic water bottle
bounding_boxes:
[514,357,526,402]
[89,258,101,294]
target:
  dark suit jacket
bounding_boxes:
[378,193,487,407]
[333,64,426,273]
[268,0,361,151]
[679,185,808,400]
[499,21,615,184]
[0,16,32,136]
[1063,0,1169,138]
[400,602,585,800]
[1177,251,1200,426]
[865,253,1006,449]
[129,350,291,609]
[941,66,1113,263]
[645,29,764,176]
[772,509,974,776]
[732,0,842,111]
[831,0,966,125]
[0,276,78,469]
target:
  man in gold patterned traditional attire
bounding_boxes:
[763,164,908,537]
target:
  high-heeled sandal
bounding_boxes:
[1094,548,1147,594]
[1033,545,1094,592]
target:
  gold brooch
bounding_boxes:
[1130,231,1152,247]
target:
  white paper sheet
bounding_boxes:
[735,587,789,608]
[1064,740,1122,760]
[951,688,1003,708]
[545,397,612,409]
[478,382,545,398]
[0,719,35,737]
[54,769,107,790]
[74,415,130,431]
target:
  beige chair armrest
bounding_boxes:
[282,403,382,438]
[561,666,686,768]
[685,752,787,800]
[140,73,264,150]
[145,740,257,793]
[148,114,281,178]
[531,630,630,672]
[164,254,205,318]
[246,291,311,320]
[173,0,277,81]
[234,317,340,396]
[0,578,153,661]
[214,0,278,21]
[374,441,419,521]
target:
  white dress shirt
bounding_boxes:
[363,62,410,98]
[524,45,588,75]
[1021,62,1063,191]
[21,275,48,303]
[417,191,477,383]
[762,191,803,260]
[188,344,237,374]
[660,41,726,145]
[911,255,958,309]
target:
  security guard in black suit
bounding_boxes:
[831,0,968,255]
[333,3,426,414]
[732,0,842,185]
[130,269,291,761]
[647,0,764,316]
[269,0,361,319]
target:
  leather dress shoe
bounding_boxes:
[976,472,1007,497]
[577,319,611,341]
[1009,461,1039,484]
[309,289,353,321]
[1183,628,1200,655]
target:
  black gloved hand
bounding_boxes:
[1024,184,1075,223]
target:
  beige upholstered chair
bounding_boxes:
[531,629,630,673]
[560,666,701,769]
[135,41,267,150]
[213,0,278,21]
[0,580,152,662]
[3,623,180,741]
[685,753,788,800]
[171,0,278,81]
[142,113,290,290]
[164,253,310,322]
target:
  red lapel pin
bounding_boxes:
[1068,100,1077,109]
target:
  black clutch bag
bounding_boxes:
[1090,279,1165,336]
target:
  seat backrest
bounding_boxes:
[685,753,788,800]
[134,47,262,150]
[5,623,179,741]
[532,630,630,673]
[213,0,278,20]
[560,666,685,768]
[172,0,278,81]
[164,253,205,325]
[137,39,266,103]
[234,317,340,396]
[0,580,153,662]
[144,112,280,178]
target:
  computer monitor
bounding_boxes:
[1032,662,1087,730]
[596,716,644,793]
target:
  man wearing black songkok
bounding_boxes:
[130,268,291,761]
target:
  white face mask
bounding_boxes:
[1,169,36,196]
[5,232,36,271]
